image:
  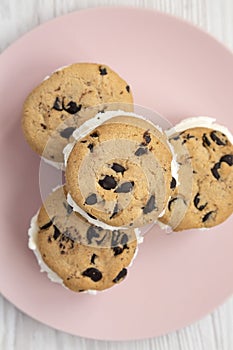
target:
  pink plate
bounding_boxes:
[0,7,233,341]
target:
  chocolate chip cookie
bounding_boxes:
[65,114,175,228]
[159,117,233,231]
[29,186,138,292]
[22,63,133,165]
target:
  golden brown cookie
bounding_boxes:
[28,186,138,292]
[22,63,133,165]
[159,117,233,231]
[65,114,175,228]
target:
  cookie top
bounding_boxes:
[22,63,133,164]
[29,186,138,292]
[65,115,174,228]
[159,117,233,231]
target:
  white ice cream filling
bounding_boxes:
[28,212,64,284]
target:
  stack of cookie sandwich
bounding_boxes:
[22,63,233,293]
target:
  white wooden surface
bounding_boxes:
[0,1,233,349]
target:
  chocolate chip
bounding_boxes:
[168,197,178,211]
[115,181,134,193]
[63,230,75,243]
[113,246,124,256]
[87,213,97,220]
[66,206,73,215]
[211,154,233,180]
[142,130,151,145]
[99,67,107,75]
[90,131,99,138]
[52,97,63,111]
[113,240,128,255]
[63,202,73,215]
[170,177,176,189]
[53,97,82,114]
[113,268,127,283]
[53,225,61,240]
[63,101,82,114]
[170,134,180,141]
[143,195,156,214]
[85,193,97,205]
[193,193,207,211]
[91,254,97,264]
[182,139,187,144]
[202,133,211,147]
[99,175,117,190]
[211,162,221,180]
[210,131,228,146]
[126,85,130,93]
[86,226,106,245]
[121,233,129,245]
[88,143,94,152]
[40,123,47,130]
[220,154,233,166]
[60,127,76,139]
[40,219,53,230]
[82,268,102,282]
[202,211,214,222]
[111,231,129,247]
[111,231,121,247]
[86,227,100,244]
[135,147,148,156]
[110,203,119,219]
[185,133,195,140]
[96,233,107,246]
[111,163,126,174]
